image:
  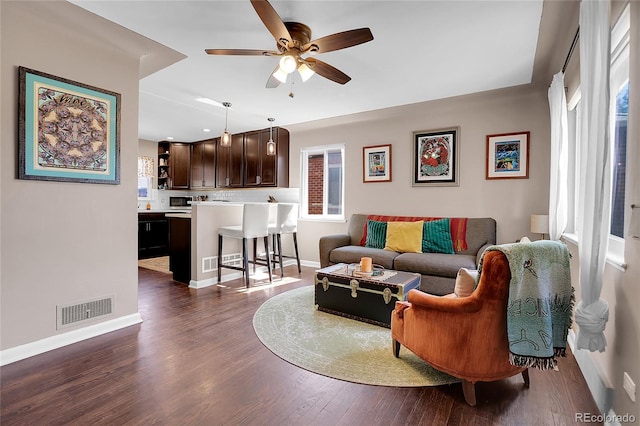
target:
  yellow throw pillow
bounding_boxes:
[384,221,424,253]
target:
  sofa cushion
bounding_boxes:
[385,221,423,253]
[394,252,477,278]
[365,220,387,249]
[422,218,455,254]
[329,246,399,269]
[359,214,469,252]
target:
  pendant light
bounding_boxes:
[221,102,232,147]
[266,117,276,156]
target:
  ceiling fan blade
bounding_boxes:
[304,58,351,85]
[266,65,282,88]
[205,49,277,56]
[250,0,292,48]
[303,28,373,54]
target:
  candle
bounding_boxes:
[360,257,373,273]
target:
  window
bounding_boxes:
[300,144,345,220]
[565,5,630,266]
[137,156,154,200]
[608,4,630,258]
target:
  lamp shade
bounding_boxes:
[530,214,550,234]
[279,55,297,73]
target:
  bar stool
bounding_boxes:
[218,203,272,288]
[269,203,301,277]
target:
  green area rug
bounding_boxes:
[253,286,459,387]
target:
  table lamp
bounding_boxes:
[530,214,549,240]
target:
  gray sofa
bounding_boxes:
[319,214,496,295]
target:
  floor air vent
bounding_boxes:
[57,296,114,329]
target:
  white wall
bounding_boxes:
[0,2,142,354]
[287,85,551,264]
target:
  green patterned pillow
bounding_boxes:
[422,219,455,254]
[365,220,387,249]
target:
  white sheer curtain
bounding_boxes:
[547,72,569,241]
[575,0,611,352]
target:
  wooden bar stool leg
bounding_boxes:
[276,234,284,277]
[293,232,301,273]
[264,235,272,283]
[217,234,223,284]
[242,238,250,288]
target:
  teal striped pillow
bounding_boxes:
[365,220,387,249]
[422,219,455,254]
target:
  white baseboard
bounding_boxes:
[189,259,305,289]
[568,329,615,416]
[301,260,320,268]
[0,313,143,366]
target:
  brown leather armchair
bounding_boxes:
[391,250,529,406]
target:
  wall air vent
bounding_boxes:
[57,296,114,329]
[202,254,243,273]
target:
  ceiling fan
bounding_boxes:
[205,0,374,87]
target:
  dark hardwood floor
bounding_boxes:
[1,266,601,425]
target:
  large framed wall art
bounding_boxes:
[485,131,530,179]
[412,127,460,187]
[18,66,121,184]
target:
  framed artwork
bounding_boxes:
[363,144,392,183]
[412,127,460,187]
[486,131,530,179]
[18,66,121,184]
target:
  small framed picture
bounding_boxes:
[486,131,530,179]
[412,127,460,187]
[363,144,392,183]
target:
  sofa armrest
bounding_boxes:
[475,243,493,266]
[319,234,352,267]
[406,289,483,314]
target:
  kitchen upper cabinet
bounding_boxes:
[170,143,191,189]
[158,141,191,190]
[191,139,216,189]
[244,127,289,187]
[243,130,263,187]
[216,133,244,188]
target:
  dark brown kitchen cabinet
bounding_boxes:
[170,143,191,189]
[138,213,169,259]
[157,141,191,190]
[169,216,191,284]
[216,133,244,188]
[222,127,289,188]
[191,139,216,189]
[243,130,263,187]
[245,127,289,187]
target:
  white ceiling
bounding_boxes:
[71,0,544,143]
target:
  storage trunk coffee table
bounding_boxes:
[314,263,421,328]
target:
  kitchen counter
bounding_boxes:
[165,212,191,219]
[138,209,191,214]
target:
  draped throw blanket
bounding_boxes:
[480,240,574,369]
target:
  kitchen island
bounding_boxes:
[182,202,279,288]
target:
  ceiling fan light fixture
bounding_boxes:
[279,54,297,74]
[272,67,288,84]
[266,117,276,156]
[220,102,232,147]
[297,63,315,82]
